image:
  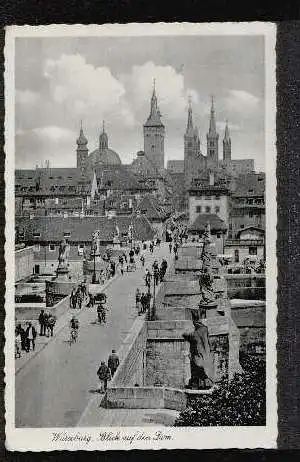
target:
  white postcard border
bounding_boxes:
[5,22,277,451]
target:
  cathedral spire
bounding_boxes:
[224,119,230,141]
[208,95,217,135]
[186,96,193,133]
[223,119,231,162]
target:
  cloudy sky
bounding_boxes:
[15,35,265,171]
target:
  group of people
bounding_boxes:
[97,349,120,392]
[38,309,57,337]
[144,257,168,291]
[135,288,151,315]
[70,281,88,309]
[15,321,37,358]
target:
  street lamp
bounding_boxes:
[92,241,97,284]
[151,269,159,321]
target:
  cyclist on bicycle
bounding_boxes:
[70,316,79,331]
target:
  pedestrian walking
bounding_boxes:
[145,269,151,292]
[86,292,94,308]
[16,323,27,351]
[25,322,37,352]
[70,288,77,309]
[140,292,146,315]
[97,361,112,392]
[140,254,145,267]
[38,309,46,336]
[145,292,151,313]
[76,287,83,309]
[46,313,56,337]
[169,242,172,253]
[15,328,22,358]
[108,349,120,377]
[160,258,168,282]
[135,288,141,313]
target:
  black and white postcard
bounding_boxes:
[4,22,277,450]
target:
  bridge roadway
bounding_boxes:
[15,243,172,428]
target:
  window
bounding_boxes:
[215,206,220,213]
[34,244,40,252]
[249,246,257,255]
[64,232,71,238]
[205,206,211,213]
[49,244,55,252]
[196,205,201,213]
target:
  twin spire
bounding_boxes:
[186,95,230,141]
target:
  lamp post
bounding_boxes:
[151,269,158,320]
[92,242,96,284]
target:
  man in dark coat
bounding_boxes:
[97,361,111,392]
[16,323,27,351]
[25,322,37,352]
[182,315,213,389]
[108,349,120,377]
[38,309,46,336]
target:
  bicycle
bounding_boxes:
[69,328,78,346]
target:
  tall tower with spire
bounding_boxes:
[143,79,165,172]
[184,97,202,186]
[223,120,231,162]
[99,120,108,153]
[76,121,88,175]
[206,96,219,165]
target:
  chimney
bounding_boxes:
[209,171,215,186]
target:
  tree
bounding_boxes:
[174,355,266,427]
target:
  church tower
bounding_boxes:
[143,80,165,172]
[184,98,202,187]
[99,120,108,153]
[76,121,88,175]
[223,120,231,162]
[206,96,219,165]
[184,96,195,169]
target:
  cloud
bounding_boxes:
[121,61,199,121]
[32,126,75,142]
[44,54,133,126]
[225,89,260,112]
[16,89,40,105]
[16,126,77,169]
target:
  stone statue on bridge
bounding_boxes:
[182,310,214,389]
[57,239,70,270]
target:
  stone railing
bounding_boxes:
[108,316,147,388]
[106,385,214,411]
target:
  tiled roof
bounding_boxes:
[16,214,155,243]
[94,164,149,191]
[189,214,227,232]
[130,152,161,178]
[232,173,265,197]
[137,195,169,221]
[15,168,91,196]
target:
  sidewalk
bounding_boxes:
[15,273,120,375]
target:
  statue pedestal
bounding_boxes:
[113,237,121,249]
[200,301,219,318]
[56,266,70,281]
